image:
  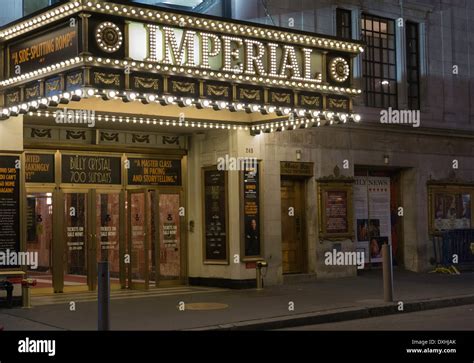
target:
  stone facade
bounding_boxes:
[186,0,474,286]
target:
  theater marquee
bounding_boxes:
[0,0,365,132]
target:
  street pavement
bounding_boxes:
[281,304,474,330]
[1,269,473,330]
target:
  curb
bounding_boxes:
[187,294,474,330]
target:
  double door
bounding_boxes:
[128,190,183,289]
[63,189,123,292]
[61,189,183,291]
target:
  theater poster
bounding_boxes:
[202,167,228,264]
[241,161,261,259]
[353,176,391,264]
[0,155,21,268]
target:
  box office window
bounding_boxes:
[336,8,352,39]
[361,14,398,108]
[406,21,421,110]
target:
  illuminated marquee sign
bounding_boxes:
[0,1,364,125]
[9,24,78,76]
[127,22,354,88]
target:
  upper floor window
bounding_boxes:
[361,14,397,108]
[406,21,420,110]
[336,8,352,39]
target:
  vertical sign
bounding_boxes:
[354,176,391,264]
[159,194,181,278]
[0,155,21,268]
[243,161,261,258]
[203,168,228,263]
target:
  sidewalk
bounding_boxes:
[1,269,473,330]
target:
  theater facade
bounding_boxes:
[4,0,469,293]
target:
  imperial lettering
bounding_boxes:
[133,23,325,82]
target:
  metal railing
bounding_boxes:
[432,229,474,270]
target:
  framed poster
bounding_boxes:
[202,167,229,264]
[353,176,392,263]
[428,184,473,234]
[127,157,181,186]
[61,154,121,185]
[318,182,354,240]
[241,160,262,260]
[25,153,55,183]
[0,155,21,268]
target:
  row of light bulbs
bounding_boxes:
[89,56,363,95]
[0,87,359,118]
[1,0,365,56]
[0,57,82,87]
[0,53,362,96]
[33,108,248,130]
[0,1,81,40]
[83,1,364,54]
[0,87,361,131]
[251,112,361,133]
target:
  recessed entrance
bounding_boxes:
[25,150,186,294]
[280,178,307,274]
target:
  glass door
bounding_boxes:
[64,191,89,291]
[157,192,182,284]
[94,191,123,290]
[26,192,54,292]
[128,190,151,289]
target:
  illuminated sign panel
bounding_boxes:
[128,22,327,84]
[0,1,364,126]
[9,24,78,76]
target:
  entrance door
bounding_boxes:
[26,192,54,292]
[64,191,89,291]
[157,192,182,284]
[63,190,123,292]
[128,190,151,289]
[94,191,123,290]
[281,178,306,274]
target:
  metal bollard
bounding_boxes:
[21,278,37,308]
[2,281,13,308]
[382,244,394,302]
[22,285,30,308]
[98,261,110,331]
[256,261,267,290]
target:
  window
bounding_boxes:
[336,9,352,39]
[406,21,420,109]
[23,0,49,16]
[131,0,229,17]
[361,14,397,108]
